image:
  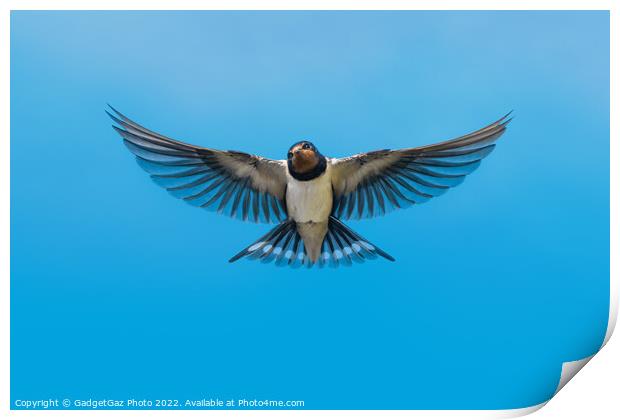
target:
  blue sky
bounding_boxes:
[11,11,609,409]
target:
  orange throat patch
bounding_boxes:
[291,149,319,174]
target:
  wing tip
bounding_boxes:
[498,110,514,127]
[111,124,128,138]
[105,108,123,125]
[105,105,130,136]
[106,103,124,119]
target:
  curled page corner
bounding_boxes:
[552,283,618,397]
[555,355,595,394]
[495,345,604,418]
[495,281,617,419]
[495,402,548,418]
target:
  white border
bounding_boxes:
[2,1,616,418]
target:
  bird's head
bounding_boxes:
[287,141,327,181]
[287,141,320,173]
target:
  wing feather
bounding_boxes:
[331,113,511,220]
[108,106,288,223]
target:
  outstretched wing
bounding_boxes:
[330,113,511,220]
[108,106,288,223]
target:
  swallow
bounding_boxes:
[107,106,511,267]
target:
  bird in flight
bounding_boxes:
[108,106,510,268]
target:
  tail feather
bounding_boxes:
[228,219,295,263]
[229,216,395,267]
[324,217,395,266]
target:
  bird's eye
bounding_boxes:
[302,143,311,150]
[287,152,293,158]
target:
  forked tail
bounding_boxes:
[229,216,395,268]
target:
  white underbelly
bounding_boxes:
[286,172,333,223]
